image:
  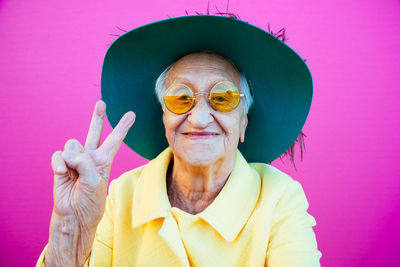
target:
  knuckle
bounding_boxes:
[68,138,79,145]
[52,150,62,159]
[61,151,76,166]
[61,150,72,159]
[64,139,85,153]
[52,151,67,174]
[51,151,63,167]
[114,130,124,141]
[73,152,85,161]
[64,138,79,149]
[74,152,93,165]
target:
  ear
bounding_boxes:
[162,107,166,124]
[240,115,248,143]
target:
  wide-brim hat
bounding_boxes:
[101,15,312,164]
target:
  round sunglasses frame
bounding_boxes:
[163,81,245,114]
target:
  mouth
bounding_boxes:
[181,131,220,139]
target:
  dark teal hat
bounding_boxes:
[101,15,312,163]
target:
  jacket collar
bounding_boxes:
[131,147,261,242]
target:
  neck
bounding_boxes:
[167,152,236,215]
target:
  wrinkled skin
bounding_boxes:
[46,101,135,266]
[164,52,248,166]
[163,52,248,214]
[52,102,135,226]
[45,52,249,266]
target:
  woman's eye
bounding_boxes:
[178,95,190,101]
[213,95,226,103]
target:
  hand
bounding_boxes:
[51,100,135,228]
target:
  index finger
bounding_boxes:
[84,100,106,150]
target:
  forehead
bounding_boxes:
[166,52,241,87]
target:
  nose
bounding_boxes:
[187,94,214,128]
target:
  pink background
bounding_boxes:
[0,0,399,266]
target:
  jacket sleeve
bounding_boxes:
[265,180,322,267]
[35,180,116,267]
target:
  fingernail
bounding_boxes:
[56,166,66,173]
[123,111,135,123]
[96,101,106,115]
[61,151,72,161]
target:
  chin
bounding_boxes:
[183,154,219,166]
[183,157,219,167]
[175,146,224,166]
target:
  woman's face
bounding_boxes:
[162,52,248,166]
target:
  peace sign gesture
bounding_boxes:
[45,101,135,266]
[51,100,135,233]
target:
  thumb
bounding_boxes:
[52,151,67,175]
[52,151,75,189]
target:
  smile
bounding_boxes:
[181,132,220,139]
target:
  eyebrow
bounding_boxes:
[170,79,231,92]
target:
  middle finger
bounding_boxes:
[99,111,135,160]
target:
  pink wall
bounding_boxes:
[1,0,399,266]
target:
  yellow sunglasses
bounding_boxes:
[163,81,244,114]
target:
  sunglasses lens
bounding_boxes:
[210,81,241,112]
[164,84,194,114]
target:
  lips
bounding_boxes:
[181,131,220,139]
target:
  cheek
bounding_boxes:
[163,113,186,141]
[217,114,243,138]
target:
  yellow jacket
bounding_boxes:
[37,148,321,266]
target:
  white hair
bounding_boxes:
[154,65,253,115]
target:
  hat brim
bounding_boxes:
[101,15,312,163]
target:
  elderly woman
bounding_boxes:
[37,15,321,266]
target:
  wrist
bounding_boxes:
[46,211,94,266]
